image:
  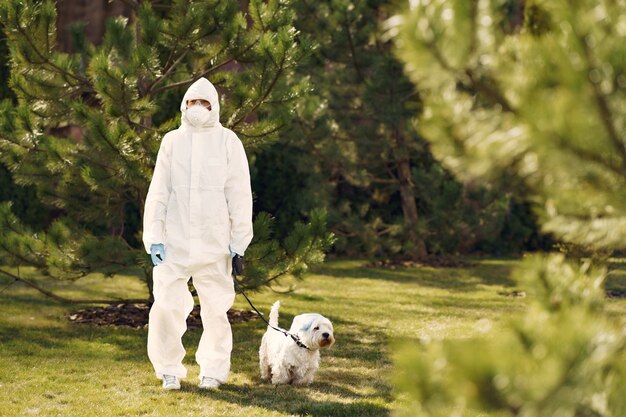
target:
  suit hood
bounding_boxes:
[180,77,221,128]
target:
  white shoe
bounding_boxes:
[162,374,181,390]
[198,376,220,389]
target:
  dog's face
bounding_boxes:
[290,313,335,350]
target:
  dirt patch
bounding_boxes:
[68,303,260,329]
[366,257,476,269]
[606,289,626,298]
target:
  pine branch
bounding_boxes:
[0,240,44,268]
[89,115,137,176]
[578,38,626,171]
[468,0,479,57]
[553,132,624,179]
[147,49,189,92]
[375,225,397,236]
[344,10,365,82]
[420,16,515,113]
[231,52,287,127]
[0,268,147,304]
[11,15,87,85]
[254,1,266,32]
[151,55,237,94]
[384,160,399,182]
[0,133,39,151]
[368,175,398,185]
[267,284,296,294]
[331,227,358,238]
[238,123,286,139]
[146,21,225,94]
[463,69,516,114]
[152,22,260,95]
[257,223,326,288]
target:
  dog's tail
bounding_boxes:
[269,300,280,327]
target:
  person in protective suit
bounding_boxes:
[142,77,253,390]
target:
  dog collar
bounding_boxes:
[289,333,310,350]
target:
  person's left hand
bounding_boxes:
[232,254,244,276]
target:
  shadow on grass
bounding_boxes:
[194,383,390,417]
[312,260,518,290]
[0,322,148,362]
[230,310,393,370]
[183,323,393,417]
[199,313,394,416]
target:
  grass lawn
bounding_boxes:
[0,258,624,417]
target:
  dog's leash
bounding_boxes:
[232,269,310,350]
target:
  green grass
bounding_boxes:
[0,259,624,417]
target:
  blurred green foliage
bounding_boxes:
[395,255,626,417]
[393,0,626,415]
[394,0,626,250]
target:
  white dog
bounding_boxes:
[259,301,335,385]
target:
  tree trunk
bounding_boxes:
[56,0,133,52]
[391,130,428,259]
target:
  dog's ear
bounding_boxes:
[292,313,323,333]
[300,318,316,332]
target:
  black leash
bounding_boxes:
[232,270,310,350]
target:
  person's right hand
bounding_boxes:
[150,243,166,266]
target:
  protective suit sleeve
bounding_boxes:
[142,134,172,254]
[225,133,253,256]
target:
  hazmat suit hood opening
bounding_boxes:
[180,77,221,129]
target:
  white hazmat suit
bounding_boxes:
[142,77,253,383]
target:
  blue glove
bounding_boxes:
[228,245,244,275]
[150,243,165,266]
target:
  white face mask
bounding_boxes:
[186,104,211,126]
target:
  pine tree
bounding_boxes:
[0,23,50,232]
[392,0,626,415]
[0,0,332,300]
[271,0,541,261]
[292,0,431,259]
